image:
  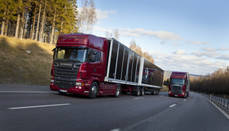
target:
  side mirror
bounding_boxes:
[52,48,57,52]
[52,48,57,59]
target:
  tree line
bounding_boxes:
[0,0,78,44]
[191,67,229,95]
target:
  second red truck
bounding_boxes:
[168,72,190,98]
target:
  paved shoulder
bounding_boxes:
[125,92,229,131]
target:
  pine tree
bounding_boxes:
[0,0,79,43]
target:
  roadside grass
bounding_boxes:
[160,85,168,92]
[0,35,55,85]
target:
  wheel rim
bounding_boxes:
[137,88,140,96]
[116,88,120,96]
[91,86,97,96]
[141,88,144,95]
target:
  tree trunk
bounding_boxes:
[1,11,6,35]
[19,10,25,39]
[39,1,46,42]
[1,21,5,35]
[5,18,9,36]
[15,14,21,38]
[35,3,41,41]
[23,13,28,38]
[50,9,56,44]
[30,8,37,39]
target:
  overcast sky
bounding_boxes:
[78,0,229,75]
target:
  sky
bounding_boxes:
[78,0,229,75]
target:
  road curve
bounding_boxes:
[0,85,228,131]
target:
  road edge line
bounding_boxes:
[209,100,229,120]
[169,104,176,108]
[8,103,71,110]
[0,91,54,94]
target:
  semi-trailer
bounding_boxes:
[168,72,190,98]
[50,33,164,98]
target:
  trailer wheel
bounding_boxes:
[114,86,120,97]
[136,87,141,96]
[151,90,155,95]
[156,90,160,95]
[154,90,159,95]
[140,87,145,96]
[89,82,98,98]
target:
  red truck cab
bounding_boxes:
[50,33,119,97]
[168,72,190,98]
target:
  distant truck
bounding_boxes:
[50,33,164,98]
[168,72,190,98]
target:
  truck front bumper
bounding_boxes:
[50,84,90,96]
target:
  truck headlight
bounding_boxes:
[75,82,84,86]
[75,82,81,86]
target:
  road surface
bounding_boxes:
[0,84,228,131]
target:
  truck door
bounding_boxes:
[87,48,110,94]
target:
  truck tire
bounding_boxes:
[151,90,155,95]
[155,90,159,95]
[114,86,120,97]
[135,87,141,96]
[157,90,160,95]
[89,82,98,98]
[140,87,145,96]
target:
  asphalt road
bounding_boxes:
[0,84,228,131]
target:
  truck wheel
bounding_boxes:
[155,90,159,95]
[89,82,98,98]
[136,87,140,96]
[157,90,160,95]
[151,90,155,95]
[140,87,145,96]
[114,86,120,97]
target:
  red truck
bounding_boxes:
[50,33,164,98]
[168,72,190,98]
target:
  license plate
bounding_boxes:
[59,89,67,93]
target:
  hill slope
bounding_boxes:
[0,36,55,85]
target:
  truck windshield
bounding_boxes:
[171,79,184,85]
[55,48,87,62]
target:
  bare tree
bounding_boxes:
[113,29,119,40]
[78,0,97,33]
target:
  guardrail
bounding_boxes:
[209,95,229,113]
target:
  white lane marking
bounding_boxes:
[169,104,177,108]
[110,128,120,131]
[8,103,71,110]
[209,100,229,120]
[0,91,53,94]
[184,99,186,101]
[133,97,144,100]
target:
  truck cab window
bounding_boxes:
[87,49,101,63]
[55,48,87,62]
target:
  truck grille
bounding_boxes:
[54,65,79,89]
[171,86,182,94]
